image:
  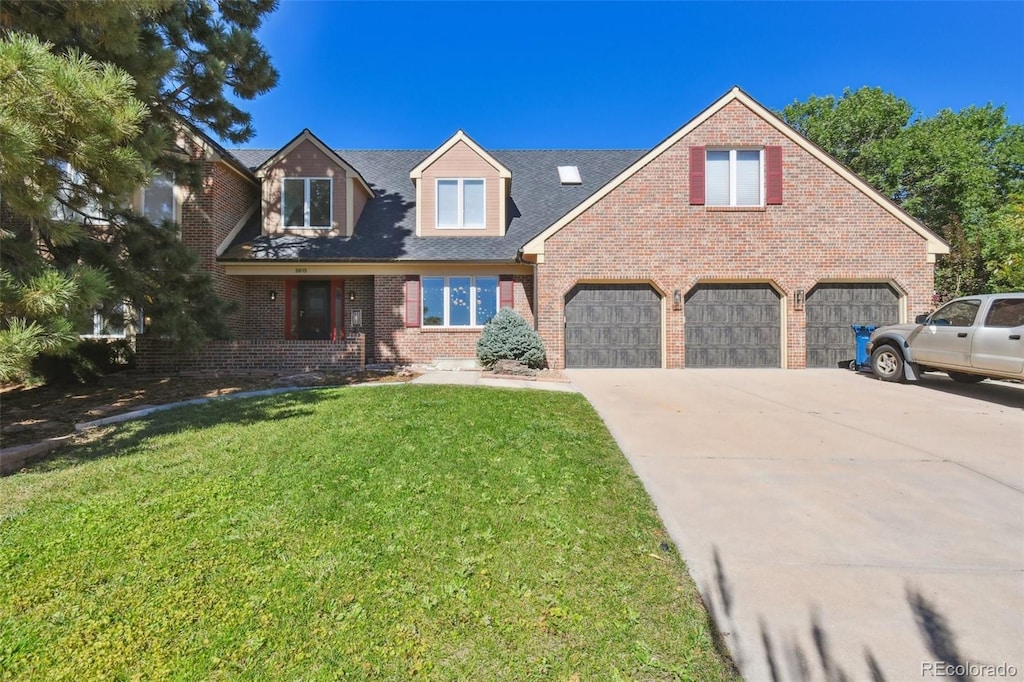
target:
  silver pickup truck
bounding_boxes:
[867,292,1024,383]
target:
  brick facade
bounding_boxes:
[373,274,534,364]
[536,99,935,369]
[179,139,259,336]
[135,337,364,375]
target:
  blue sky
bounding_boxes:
[229,1,1024,151]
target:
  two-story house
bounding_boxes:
[136,87,948,373]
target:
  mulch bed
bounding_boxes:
[0,370,414,450]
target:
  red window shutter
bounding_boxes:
[689,146,706,205]
[766,145,783,205]
[499,276,514,310]
[284,280,295,340]
[404,276,420,328]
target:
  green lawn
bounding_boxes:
[0,385,736,680]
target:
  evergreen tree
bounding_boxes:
[0,1,279,382]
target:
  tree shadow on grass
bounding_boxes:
[702,546,976,682]
[17,389,326,475]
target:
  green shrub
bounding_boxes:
[476,308,546,369]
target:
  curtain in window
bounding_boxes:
[735,151,761,206]
[463,179,485,227]
[437,180,459,226]
[705,151,730,206]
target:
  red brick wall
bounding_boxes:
[373,273,534,364]
[537,99,936,369]
[135,337,364,375]
[178,140,258,336]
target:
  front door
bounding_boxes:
[298,281,331,340]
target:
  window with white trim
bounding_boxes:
[283,177,332,228]
[421,276,498,327]
[437,178,485,228]
[50,162,105,224]
[80,302,130,338]
[141,171,176,223]
[706,149,763,206]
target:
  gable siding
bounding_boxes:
[536,99,934,369]
[262,139,348,236]
[419,140,502,237]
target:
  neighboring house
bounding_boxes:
[136,87,949,374]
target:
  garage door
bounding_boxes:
[565,284,661,368]
[805,283,899,368]
[685,284,781,367]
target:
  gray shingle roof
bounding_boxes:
[219,148,646,262]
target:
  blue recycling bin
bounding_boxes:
[851,324,878,370]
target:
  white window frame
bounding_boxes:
[706,148,764,207]
[80,302,132,339]
[421,275,499,327]
[140,171,177,224]
[436,178,486,229]
[283,177,333,229]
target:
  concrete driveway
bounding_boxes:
[567,369,1024,682]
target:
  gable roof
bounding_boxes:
[255,128,373,197]
[173,119,257,185]
[520,86,949,262]
[219,149,645,262]
[410,130,512,180]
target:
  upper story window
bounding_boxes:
[142,171,176,223]
[283,177,332,229]
[50,162,105,224]
[437,178,485,229]
[707,149,762,206]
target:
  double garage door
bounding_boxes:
[564,282,899,368]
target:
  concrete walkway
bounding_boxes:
[410,370,577,392]
[567,369,1024,682]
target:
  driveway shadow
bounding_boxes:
[913,375,1024,410]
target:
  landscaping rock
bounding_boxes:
[492,359,537,376]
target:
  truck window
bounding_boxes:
[984,299,1024,328]
[930,299,981,327]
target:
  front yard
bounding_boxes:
[0,385,736,680]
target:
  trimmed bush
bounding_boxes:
[31,338,135,384]
[476,308,546,369]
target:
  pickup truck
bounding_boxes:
[867,292,1024,383]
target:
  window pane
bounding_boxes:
[144,172,175,223]
[437,180,459,226]
[735,151,761,206]
[449,276,472,326]
[932,300,981,327]
[309,179,332,227]
[984,299,1024,328]
[463,179,485,227]
[705,151,730,206]
[475,277,498,325]
[283,179,306,227]
[422,277,445,326]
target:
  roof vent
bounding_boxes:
[557,165,582,185]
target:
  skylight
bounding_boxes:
[557,165,582,185]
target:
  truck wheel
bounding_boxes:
[871,344,905,382]
[947,372,985,384]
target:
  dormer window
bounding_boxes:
[437,178,485,229]
[283,177,332,229]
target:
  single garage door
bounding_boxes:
[565,284,661,368]
[685,284,781,367]
[805,283,899,368]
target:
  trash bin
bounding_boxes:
[851,324,878,371]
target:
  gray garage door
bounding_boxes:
[565,284,661,368]
[805,283,899,368]
[685,284,781,367]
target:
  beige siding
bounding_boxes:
[351,182,370,233]
[262,139,348,236]
[420,140,502,237]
